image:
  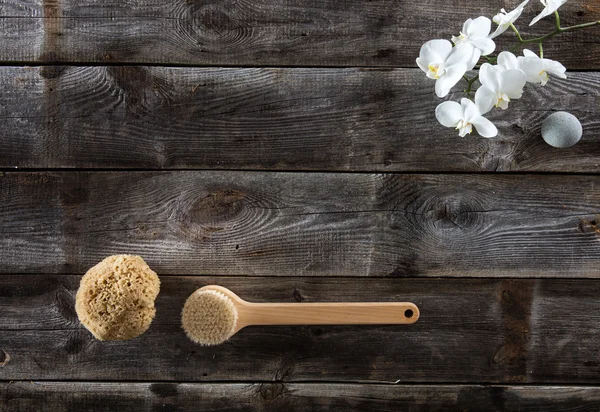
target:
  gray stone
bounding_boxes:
[541,111,583,148]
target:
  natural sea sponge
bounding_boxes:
[75,255,160,341]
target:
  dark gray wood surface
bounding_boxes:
[2,172,600,277]
[0,66,598,171]
[2,0,600,409]
[0,0,598,68]
[3,382,600,412]
[2,275,600,383]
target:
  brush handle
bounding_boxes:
[236,302,419,328]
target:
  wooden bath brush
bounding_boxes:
[181,285,419,345]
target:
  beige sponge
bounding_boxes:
[75,255,160,341]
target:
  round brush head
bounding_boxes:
[181,289,238,345]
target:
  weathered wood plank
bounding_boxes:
[0,0,598,68]
[0,66,599,171]
[2,275,600,383]
[2,171,600,277]
[3,382,600,412]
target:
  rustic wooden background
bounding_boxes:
[1,0,600,410]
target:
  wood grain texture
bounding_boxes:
[0,0,598,67]
[3,382,600,412]
[2,171,600,277]
[0,0,597,405]
[0,66,599,171]
[2,275,600,383]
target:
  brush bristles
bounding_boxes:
[181,289,238,346]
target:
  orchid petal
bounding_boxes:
[434,64,466,97]
[465,16,492,38]
[517,0,531,11]
[490,0,529,39]
[529,8,552,26]
[543,59,567,78]
[471,116,498,137]
[478,63,498,90]
[469,37,496,55]
[417,40,453,71]
[446,43,475,67]
[529,12,546,26]
[453,16,495,56]
[460,18,473,34]
[490,0,529,38]
[435,76,451,98]
[475,86,496,115]
[519,57,546,83]
[489,24,508,39]
[518,50,566,84]
[466,47,482,70]
[461,98,481,121]
[435,101,463,127]
[497,51,519,70]
[416,58,429,73]
[530,0,567,26]
[501,69,527,97]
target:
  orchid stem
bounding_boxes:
[561,20,600,31]
[465,75,479,96]
[539,42,543,58]
[510,23,524,42]
[508,12,600,54]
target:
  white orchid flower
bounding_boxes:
[518,49,567,85]
[435,98,498,138]
[496,51,521,70]
[464,44,482,71]
[452,17,496,56]
[476,63,527,110]
[416,40,473,97]
[490,0,530,38]
[530,0,567,26]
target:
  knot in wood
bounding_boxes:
[191,190,246,224]
[259,382,284,402]
[477,139,516,171]
[106,67,152,95]
[64,333,87,355]
[180,1,252,46]
[149,383,178,398]
[55,286,78,324]
[40,65,66,79]
[492,342,520,364]
[292,288,304,302]
[408,191,487,239]
[175,189,248,241]
[105,66,161,111]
